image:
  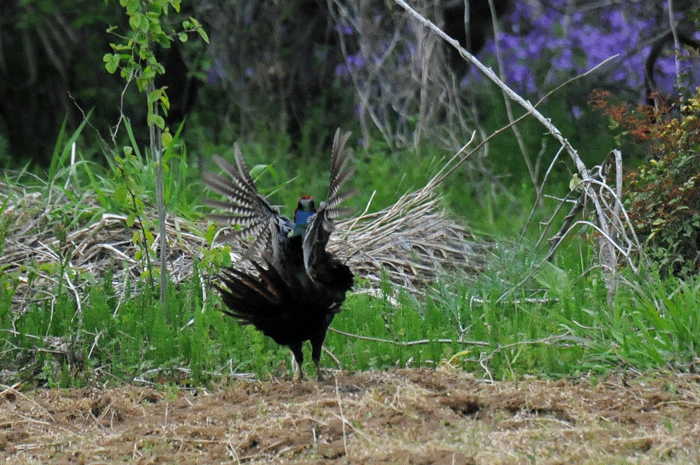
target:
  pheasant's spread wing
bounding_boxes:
[303,129,356,274]
[203,143,290,260]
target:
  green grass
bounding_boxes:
[2,121,700,389]
[4,238,700,387]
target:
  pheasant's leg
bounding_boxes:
[311,336,325,381]
[313,359,324,382]
[290,343,304,382]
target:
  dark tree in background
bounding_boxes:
[194,0,346,142]
[195,0,512,143]
[443,0,512,76]
[0,0,516,166]
[0,1,118,166]
[0,0,698,168]
[0,0,203,168]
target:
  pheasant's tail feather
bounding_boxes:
[216,260,285,323]
[219,266,270,301]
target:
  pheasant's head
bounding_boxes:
[292,195,316,236]
[296,195,316,214]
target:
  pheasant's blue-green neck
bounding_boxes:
[291,196,316,237]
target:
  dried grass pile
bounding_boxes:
[334,181,488,294]
[0,183,208,313]
[2,158,488,313]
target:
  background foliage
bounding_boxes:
[1,0,700,387]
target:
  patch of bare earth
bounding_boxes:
[1,368,699,464]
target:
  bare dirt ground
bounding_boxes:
[2,367,700,464]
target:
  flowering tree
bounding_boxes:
[331,0,700,147]
[328,0,699,297]
[475,0,700,100]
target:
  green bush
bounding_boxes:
[624,88,700,277]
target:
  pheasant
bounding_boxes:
[203,129,355,381]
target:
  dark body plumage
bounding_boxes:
[204,129,355,380]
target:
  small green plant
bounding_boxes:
[0,195,10,256]
[103,0,208,305]
[112,149,159,286]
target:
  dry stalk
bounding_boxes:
[334,375,349,458]
[326,0,471,149]
[334,182,488,294]
[393,0,646,303]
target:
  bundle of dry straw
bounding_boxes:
[2,150,488,312]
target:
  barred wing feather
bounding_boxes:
[203,144,290,260]
[303,129,356,274]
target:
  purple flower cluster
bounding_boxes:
[470,0,700,99]
[335,52,366,78]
